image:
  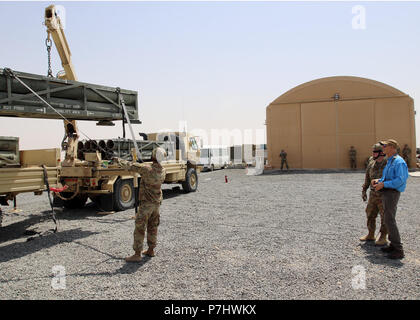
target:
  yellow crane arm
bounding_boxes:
[44,5,79,166]
[44,5,77,81]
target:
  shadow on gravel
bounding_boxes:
[53,202,109,220]
[66,257,150,278]
[163,187,187,200]
[359,242,404,268]
[0,228,98,263]
[0,213,54,243]
[51,203,132,224]
[69,241,151,274]
[118,258,151,273]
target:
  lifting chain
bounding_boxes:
[46,34,53,78]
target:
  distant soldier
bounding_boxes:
[349,146,357,169]
[279,149,289,170]
[114,147,167,262]
[361,143,388,245]
[402,144,411,168]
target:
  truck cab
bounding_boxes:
[146,132,201,167]
[199,145,229,171]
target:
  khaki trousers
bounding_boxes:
[133,201,160,252]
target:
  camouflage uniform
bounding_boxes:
[402,145,411,168]
[364,157,370,169]
[362,157,387,236]
[349,147,357,169]
[279,150,289,170]
[120,160,166,253]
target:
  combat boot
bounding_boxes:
[142,248,155,257]
[375,233,388,246]
[359,231,375,241]
[125,250,142,262]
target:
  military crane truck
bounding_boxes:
[55,130,201,212]
[0,5,200,226]
[0,68,200,214]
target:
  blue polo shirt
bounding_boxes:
[379,154,409,192]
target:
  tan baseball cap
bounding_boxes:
[379,139,399,149]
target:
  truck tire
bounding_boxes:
[113,178,135,211]
[97,194,114,212]
[62,193,88,209]
[182,168,198,192]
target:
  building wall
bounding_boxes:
[267,77,416,169]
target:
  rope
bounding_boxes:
[42,165,59,233]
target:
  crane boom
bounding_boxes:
[44,5,79,166]
[44,5,77,81]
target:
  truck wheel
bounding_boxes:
[182,168,198,192]
[113,179,135,211]
[62,193,88,209]
[98,194,114,212]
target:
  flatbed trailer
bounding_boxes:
[0,147,60,226]
[0,166,59,196]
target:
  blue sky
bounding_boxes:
[1,1,419,149]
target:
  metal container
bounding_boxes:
[0,68,140,124]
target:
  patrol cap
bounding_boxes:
[379,139,399,149]
[372,143,383,152]
[152,147,167,163]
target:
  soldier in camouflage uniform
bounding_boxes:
[402,144,411,168]
[114,147,167,262]
[360,143,388,245]
[364,157,370,169]
[349,146,357,169]
[279,149,289,170]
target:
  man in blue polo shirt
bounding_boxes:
[371,139,409,259]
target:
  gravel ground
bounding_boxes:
[0,169,419,300]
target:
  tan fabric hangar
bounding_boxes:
[266,76,416,169]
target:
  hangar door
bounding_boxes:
[301,99,376,169]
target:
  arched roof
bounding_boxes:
[269,76,409,105]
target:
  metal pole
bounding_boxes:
[119,94,142,162]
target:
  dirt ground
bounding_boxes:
[0,169,419,300]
